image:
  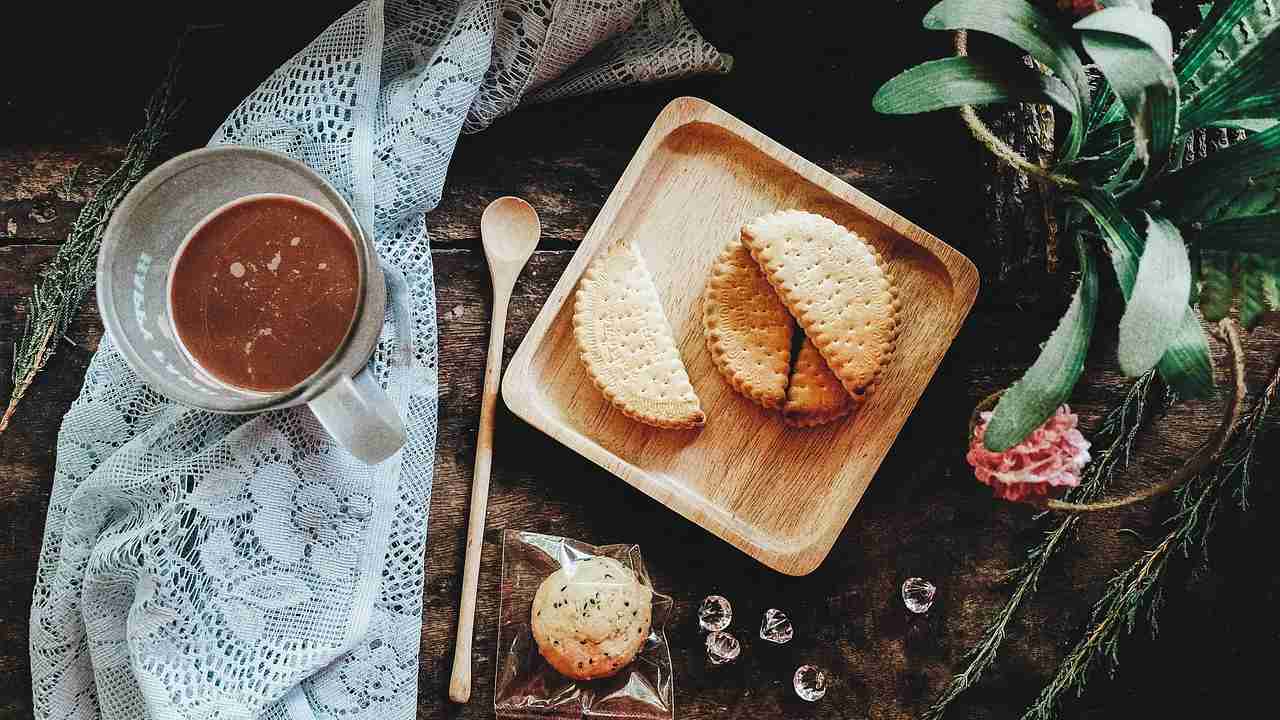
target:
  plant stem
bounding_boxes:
[0,324,56,431]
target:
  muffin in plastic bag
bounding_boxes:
[495,530,674,719]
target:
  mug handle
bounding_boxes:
[308,371,406,464]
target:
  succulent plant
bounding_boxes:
[875,0,1280,450]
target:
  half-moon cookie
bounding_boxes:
[741,210,899,399]
[531,556,654,681]
[783,336,856,427]
[574,242,706,429]
[702,238,794,409]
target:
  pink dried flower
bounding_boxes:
[1056,0,1102,16]
[967,405,1091,503]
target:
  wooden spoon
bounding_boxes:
[448,196,541,704]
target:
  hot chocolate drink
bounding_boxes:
[168,194,359,393]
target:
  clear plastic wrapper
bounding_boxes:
[495,530,674,719]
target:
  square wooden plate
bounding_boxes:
[502,97,978,576]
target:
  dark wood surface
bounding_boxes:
[2,3,1278,718]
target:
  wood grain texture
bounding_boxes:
[504,99,978,576]
[4,245,1280,719]
[2,2,1280,718]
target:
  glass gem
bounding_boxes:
[759,608,793,644]
[705,630,740,665]
[901,577,937,614]
[698,594,732,632]
[793,664,829,701]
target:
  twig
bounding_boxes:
[1045,319,1245,512]
[0,324,56,431]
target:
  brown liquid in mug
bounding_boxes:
[169,195,359,392]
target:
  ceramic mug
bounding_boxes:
[97,146,405,464]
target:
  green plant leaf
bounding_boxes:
[1209,118,1280,133]
[872,57,1075,115]
[1159,306,1219,399]
[1193,211,1280,253]
[1178,0,1280,95]
[984,236,1098,451]
[1182,24,1280,129]
[1198,251,1280,328]
[1238,253,1279,328]
[1075,192,1216,398]
[1075,8,1179,184]
[1077,7,1174,62]
[923,0,1090,160]
[1266,260,1280,316]
[1085,81,1119,136]
[1118,214,1193,375]
[1153,122,1280,223]
[1198,253,1235,321]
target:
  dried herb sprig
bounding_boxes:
[1023,323,1276,720]
[1,54,180,433]
[923,368,1166,720]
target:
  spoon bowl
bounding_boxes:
[481,196,541,277]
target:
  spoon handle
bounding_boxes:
[448,288,510,703]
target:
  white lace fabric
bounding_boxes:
[29,3,726,718]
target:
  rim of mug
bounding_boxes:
[98,146,371,413]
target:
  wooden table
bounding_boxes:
[3,3,1278,718]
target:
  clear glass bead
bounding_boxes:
[901,577,937,614]
[705,630,740,665]
[793,664,829,701]
[759,608,793,644]
[698,594,732,632]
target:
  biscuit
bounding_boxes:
[574,243,705,429]
[784,336,857,427]
[530,556,654,681]
[741,210,899,398]
[702,238,794,409]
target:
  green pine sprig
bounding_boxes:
[923,369,1167,720]
[2,52,180,432]
[1023,339,1277,719]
